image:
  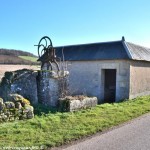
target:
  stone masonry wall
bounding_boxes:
[37,71,68,107]
[0,94,34,122]
[0,69,69,108]
[0,69,38,105]
[129,61,150,99]
[59,96,98,112]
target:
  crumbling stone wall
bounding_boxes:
[0,69,38,105]
[0,68,98,113]
[0,69,69,108]
[0,94,34,123]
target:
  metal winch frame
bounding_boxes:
[35,36,60,71]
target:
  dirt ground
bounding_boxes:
[0,65,39,80]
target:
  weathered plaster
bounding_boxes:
[37,70,69,107]
[129,61,150,99]
[66,60,130,103]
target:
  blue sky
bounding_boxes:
[0,0,150,55]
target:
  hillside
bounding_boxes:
[0,48,39,65]
[0,48,36,57]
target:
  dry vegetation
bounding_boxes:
[0,65,39,80]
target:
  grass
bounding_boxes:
[19,56,38,62]
[0,96,150,148]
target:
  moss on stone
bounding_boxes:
[0,94,34,123]
[9,94,30,107]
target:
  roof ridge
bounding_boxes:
[122,41,132,59]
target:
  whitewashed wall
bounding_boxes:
[66,60,130,103]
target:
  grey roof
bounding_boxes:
[55,41,129,61]
[125,42,150,61]
[38,38,150,62]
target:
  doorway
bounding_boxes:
[104,69,116,103]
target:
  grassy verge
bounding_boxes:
[0,96,150,148]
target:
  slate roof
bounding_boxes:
[38,38,150,62]
[125,42,150,61]
[55,41,129,61]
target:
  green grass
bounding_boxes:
[19,56,38,62]
[0,96,150,148]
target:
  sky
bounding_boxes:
[0,0,150,55]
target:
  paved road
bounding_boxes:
[61,113,150,150]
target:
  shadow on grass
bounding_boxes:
[33,104,58,116]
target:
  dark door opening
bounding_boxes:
[104,69,116,103]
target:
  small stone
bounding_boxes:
[0,102,5,111]
[9,94,30,107]
[24,105,34,119]
[26,111,34,119]
[24,105,34,112]
[0,98,3,104]
[15,102,22,109]
[5,102,15,109]
[9,94,24,102]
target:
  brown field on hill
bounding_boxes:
[0,65,39,80]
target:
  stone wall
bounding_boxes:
[0,68,69,108]
[66,60,130,103]
[0,94,34,122]
[129,61,150,99]
[1,60,150,106]
[37,71,68,107]
[59,96,98,112]
[0,69,38,105]
[0,64,39,80]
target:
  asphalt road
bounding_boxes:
[61,113,150,150]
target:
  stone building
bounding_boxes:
[51,37,150,103]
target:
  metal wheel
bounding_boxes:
[38,36,53,58]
